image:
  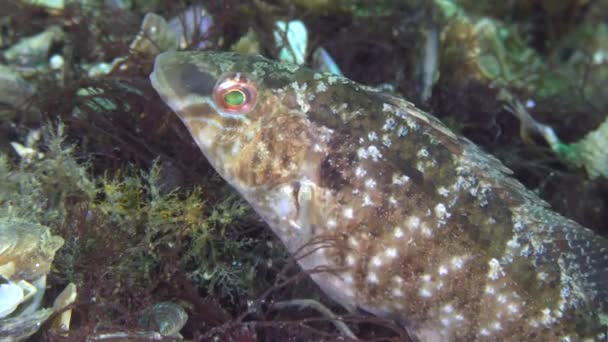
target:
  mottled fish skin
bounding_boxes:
[150,51,608,341]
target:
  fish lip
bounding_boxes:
[150,51,183,114]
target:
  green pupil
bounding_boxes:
[224,89,245,106]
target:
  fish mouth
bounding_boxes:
[150,51,218,116]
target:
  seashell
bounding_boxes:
[311,47,342,76]
[0,275,25,318]
[138,301,188,337]
[0,64,36,110]
[129,13,178,57]
[0,219,64,282]
[3,26,64,67]
[168,5,213,49]
[0,308,54,341]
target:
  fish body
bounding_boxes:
[150,51,608,341]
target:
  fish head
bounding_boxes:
[150,50,330,191]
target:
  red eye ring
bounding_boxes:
[213,73,257,113]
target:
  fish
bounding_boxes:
[150,51,608,341]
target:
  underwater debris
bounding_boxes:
[418,24,440,103]
[129,13,179,57]
[87,7,214,77]
[501,90,608,179]
[167,5,213,50]
[87,12,178,77]
[273,20,307,65]
[269,299,356,339]
[2,25,64,67]
[49,282,77,335]
[311,47,342,76]
[0,64,36,111]
[25,0,65,11]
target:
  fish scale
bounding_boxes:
[150,51,608,341]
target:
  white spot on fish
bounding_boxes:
[355,166,366,178]
[365,178,377,188]
[291,81,310,113]
[437,186,449,197]
[392,173,410,185]
[442,304,454,313]
[488,258,504,280]
[417,148,429,158]
[315,81,327,92]
[394,227,404,238]
[382,117,396,131]
[367,272,379,284]
[346,254,356,266]
[368,131,378,141]
[357,145,383,161]
[451,256,465,269]
[397,125,409,137]
[386,247,398,258]
[343,207,354,219]
[407,216,421,230]
[422,224,433,237]
[485,285,495,295]
[392,288,404,297]
[434,203,449,220]
[371,255,383,267]
[382,134,392,147]
[497,294,507,304]
[419,288,432,298]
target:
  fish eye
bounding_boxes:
[213,73,257,113]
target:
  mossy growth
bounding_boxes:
[1,123,286,337]
[0,124,95,226]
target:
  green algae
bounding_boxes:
[0,124,283,334]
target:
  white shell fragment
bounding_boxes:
[0,278,25,318]
[51,282,77,334]
[274,20,308,65]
